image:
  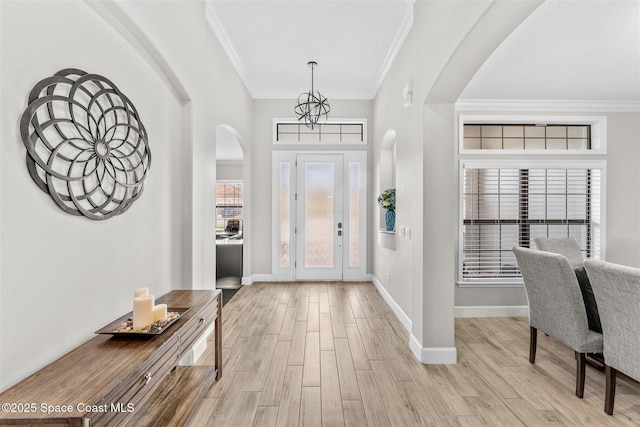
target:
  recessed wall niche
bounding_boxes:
[378,129,397,249]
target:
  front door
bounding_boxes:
[295,154,344,280]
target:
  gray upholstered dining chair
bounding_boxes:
[512,246,603,398]
[584,259,640,415]
[532,237,584,266]
[533,237,602,333]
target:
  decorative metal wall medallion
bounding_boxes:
[20,69,151,220]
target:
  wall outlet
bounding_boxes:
[386,273,391,284]
[406,228,411,240]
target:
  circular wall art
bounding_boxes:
[20,68,151,220]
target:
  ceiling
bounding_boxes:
[205,0,414,100]
[207,0,639,103]
[210,0,639,162]
[460,0,640,102]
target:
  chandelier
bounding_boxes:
[294,61,330,129]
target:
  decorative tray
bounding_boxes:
[95,307,190,336]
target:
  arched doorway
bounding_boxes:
[215,125,246,305]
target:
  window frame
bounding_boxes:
[457,159,606,286]
[458,115,607,155]
[272,118,367,145]
[215,180,244,233]
[457,113,607,287]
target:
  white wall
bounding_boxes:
[217,163,243,181]
[604,112,640,266]
[117,0,253,290]
[0,0,253,391]
[372,0,543,362]
[0,0,180,390]
[372,0,490,356]
[372,0,639,363]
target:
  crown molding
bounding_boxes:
[456,99,640,112]
[205,2,254,96]
[370,0,415,99]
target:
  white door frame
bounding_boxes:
[295,154,344,280]
[272,151,367,281]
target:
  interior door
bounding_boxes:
[295,154,344,280]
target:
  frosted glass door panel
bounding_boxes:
[304,163,334,268]
[296,155,343,280]
[348,162,360,268]
[279,162,291,268]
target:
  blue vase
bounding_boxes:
[385,209,396,231]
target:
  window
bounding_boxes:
[278,163,291,268]
[457,116,606,285]
[463,124,591,150]
[215,182,243,232]
[460,162,603,284]
[458,115,607,155]
[273,119,367,144]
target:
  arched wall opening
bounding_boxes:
[412,0,545,364]
[215,124,251,291]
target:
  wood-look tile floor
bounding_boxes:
[191,282,640,426]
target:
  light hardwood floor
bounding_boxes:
[191,282,640,426]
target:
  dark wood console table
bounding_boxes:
[0,290,222,426]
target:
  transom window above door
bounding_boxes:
[273,118,367,144]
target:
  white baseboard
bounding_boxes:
[368,274,412,332]
[243,274,372,285]
[454,305,529,318]
[369,274,457,364]
[409,334,457,364]
[243,274,273,284]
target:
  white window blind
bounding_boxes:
[461,165,602,283]
[215,182,243,232]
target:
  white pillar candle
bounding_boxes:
[133,295,154,330]
[134,287,149,298]
[153,303,168,323]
